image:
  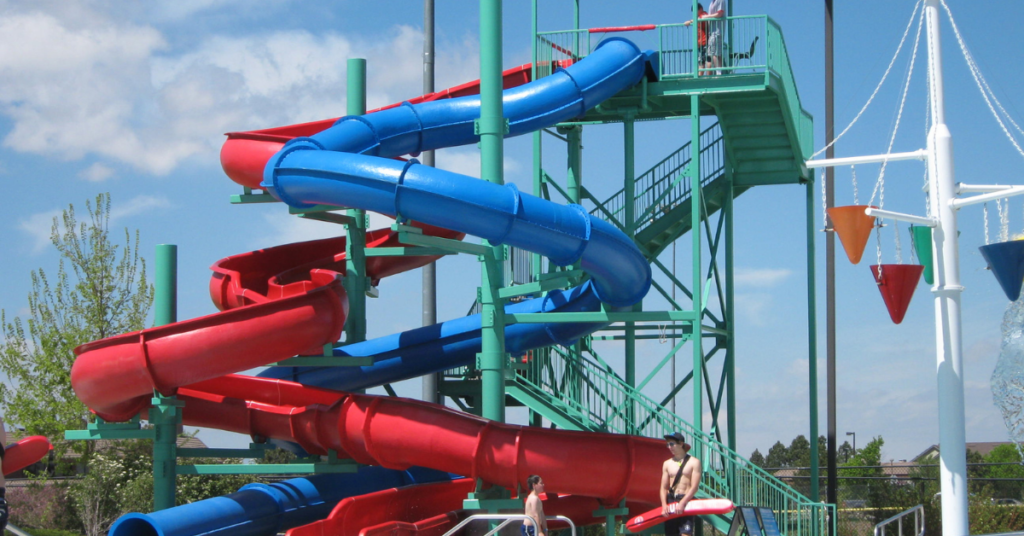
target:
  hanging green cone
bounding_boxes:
[911,225,934,285]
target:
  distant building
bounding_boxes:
[913,442,1014,462]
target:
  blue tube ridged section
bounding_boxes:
[258,37,654,394]
[108,467,453,536]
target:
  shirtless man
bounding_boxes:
[522,475,548,536]
[1,415,8,532]
[661,432,702,536]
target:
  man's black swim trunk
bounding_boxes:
[664,493,695,536]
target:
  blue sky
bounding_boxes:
[1,0,1024,465]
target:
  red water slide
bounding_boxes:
[289,478,646,536]
[174,374,667,507]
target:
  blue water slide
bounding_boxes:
[108,466,454,536]
[259,38,653,391]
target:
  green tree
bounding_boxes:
[788,435,811,468]
[765,441,789,469]
[749,449,766,469]
[984,444,1024,500]
[0,193,153,471]
[838,440,854,463]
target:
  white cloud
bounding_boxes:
[735,292,773,326]
[110,194,171,220]
[0,4,482,178]
[17,209,62,254]
[79,163,115,182]
[734,267,792,287]
[18,195,170,254]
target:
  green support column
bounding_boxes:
[690,96,703,435]
[725,174,737,501]
[806,180,820,502]
[566,125,584,405]
[478,0,507,426]
[152,244,183,511]
[528,0,542,429]
[346,58,369,346]
[623,117,637,433]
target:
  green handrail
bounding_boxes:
[592,124,724,238]
[512,348,831,536]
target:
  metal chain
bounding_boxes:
[941,0,1024,161]
[984,202,990,245]
[851,165,860,205]
[822,163,829,229]
[999,198,1010,243]
[876,220,885,267]
[869,5,925,209]
[811,0,923,159]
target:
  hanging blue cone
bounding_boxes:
[979,240,1024,301]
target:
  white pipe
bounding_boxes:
[925,0,969,534]
[956,183,1019,194]
[864,207,938,227]
[805,149,928,169]
[950,186,1024,209]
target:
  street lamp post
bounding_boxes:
[846,431,856,454]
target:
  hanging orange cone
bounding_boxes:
[827,205,876,264]
[871,264,924,324]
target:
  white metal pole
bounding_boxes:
[925,0,969,534]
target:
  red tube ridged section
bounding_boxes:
[175,378,665,506]
[210,223,464,311]
[71,270,347,422]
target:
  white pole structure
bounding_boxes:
[924,0,969,533]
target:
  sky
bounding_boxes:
[1,0,1024,466]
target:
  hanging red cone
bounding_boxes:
[871,264,925,324]
[828,205,877,264]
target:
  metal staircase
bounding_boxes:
[586,123,749,260]
[506,346,828,536]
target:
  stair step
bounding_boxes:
[717,99,782,114]
[735,148,796,161]
[727,123,789,138]
[736,158,798,174]
[719,111,782,126]
[730,136,790,150]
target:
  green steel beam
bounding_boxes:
[623,116,637,434]
[507,311,696,323]
[363,247,455,257]
[478,0,507,431]
[806,178,820,501]
[345,58,369,347]
[725,173,737,458]
[230,192,278,204]
[178,463,358,475]
[690,95,704,434]
[152,244,180,512]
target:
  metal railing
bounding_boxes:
[592,124,724,237]
[513,347,831,536]
[443,514,576,536]
[873,505,925,536]
[535,29,589,79]
[658,15,768,78]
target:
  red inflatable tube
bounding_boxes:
[71,271,347,422]
[175,377,668,506]
[3,436,53,476]
[626,499,735,533]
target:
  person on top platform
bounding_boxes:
[661,432,703,535]
[683,3,710,73]
[523,474,548,536]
